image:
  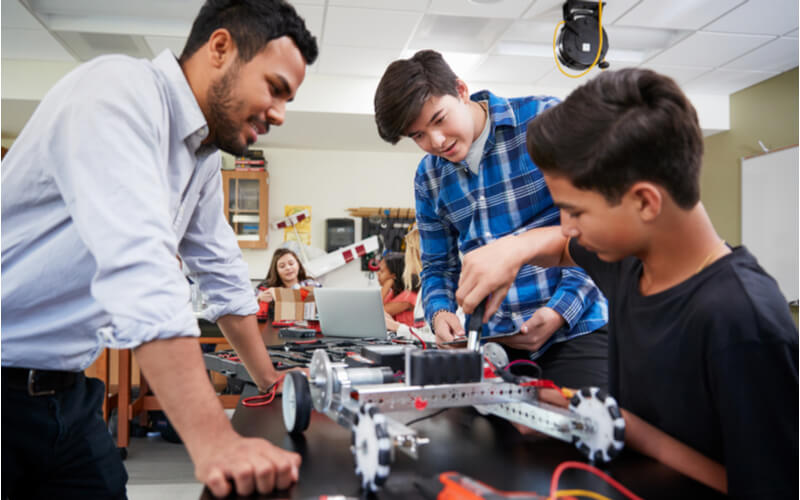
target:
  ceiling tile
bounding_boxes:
[323,7,421,49]
[328,0,428,11]
[409,14,512,53]
[428,0,533,19]
[292,0,326,5]
[501,20,557,44]
[722,37,799,72]
[615,0,742,30]
[683,68,779,94]
[646,32,774,68]
[468,55,553,83]
[1,27,75,61]
[317,45,399,77]
[3,0,44,29]
[640,64,712,84]
[530,67,587,94]
[704,0,798,36]
[523,0,641,24]
[293,4,324,41]
[145,36,186,58]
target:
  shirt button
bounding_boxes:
[484,232,492,239]
[479,195,485,201]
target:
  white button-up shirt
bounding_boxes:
[1,50,257,371]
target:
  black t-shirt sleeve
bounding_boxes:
[708,338,798,498]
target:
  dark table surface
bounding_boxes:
[200,321,724,500]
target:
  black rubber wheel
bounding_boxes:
[282,371,312,434]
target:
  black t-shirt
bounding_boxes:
[570,241,798,499]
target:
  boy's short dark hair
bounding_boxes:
[374,50,459,144]
[180,0,318,66]
[526,68,703,209]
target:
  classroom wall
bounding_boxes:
[701,67,799,324]
[701,67,799,245]
[236,147,424,288]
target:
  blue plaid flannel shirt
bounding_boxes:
[414,90,608,358]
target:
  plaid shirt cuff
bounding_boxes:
[546,289,583,332]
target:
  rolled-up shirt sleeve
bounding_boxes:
[48,59,199,348]
[179,164,258,322]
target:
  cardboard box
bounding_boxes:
[273,287,317,322]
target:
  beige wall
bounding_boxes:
[702,67,799,324]
[701,68,799,245]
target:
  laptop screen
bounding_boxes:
[314,288,388,339]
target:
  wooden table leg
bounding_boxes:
[117,349,131,449]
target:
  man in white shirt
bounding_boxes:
[1,1,317,498]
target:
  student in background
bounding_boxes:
[374,50,608,390]
[256,248,320,320]
[378,252,419,327]
[1,0,317,497]
[456,68,798,499]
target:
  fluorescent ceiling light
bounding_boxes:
[495,40,646,64]
[402,50,483,76]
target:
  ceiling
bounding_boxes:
[2,0,798,151]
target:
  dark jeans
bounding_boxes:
[2,374,128,500]
[506,327,609,391]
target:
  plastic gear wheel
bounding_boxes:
[351,403,392,492]
[569,387,625,463]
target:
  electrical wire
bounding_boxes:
[549,461,644,500]
[242,374,286,407]
[552,489,612,500]
[552,0,605,78]
[507,358,543,379]
[404,408,449,426]
[408,327,428,349]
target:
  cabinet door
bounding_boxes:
[222,170,269,248]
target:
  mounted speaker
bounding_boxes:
[556,0,610,71]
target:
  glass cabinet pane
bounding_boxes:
[237,179,260,211]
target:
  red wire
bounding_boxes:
[242,374,286,407]
[549,461,643,500]
[408,327,427,349]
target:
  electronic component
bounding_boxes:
[406,349,482,386]
[279,327,317,339]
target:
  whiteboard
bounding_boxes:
[741,145,798,303]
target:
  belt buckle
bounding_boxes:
[27,369,56,396]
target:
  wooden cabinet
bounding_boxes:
[222,170,269,249]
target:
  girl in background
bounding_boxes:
[256,248,320,320]
[378,252,418,326]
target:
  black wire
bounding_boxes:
[507,360,543,379]
[404,408,449,426]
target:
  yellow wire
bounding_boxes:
[552,489,614,500]
[552,0,605,78]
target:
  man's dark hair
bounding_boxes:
[374,50,459,144]
[526,68,703,209]
[180,0,318,65]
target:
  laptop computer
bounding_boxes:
[314,288,388,339]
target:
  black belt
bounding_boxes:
[2,367,82,396]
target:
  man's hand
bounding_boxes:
[195,433,301,497]
[457,234,525,320]
[433,311,466,348]
[500,307,565,353]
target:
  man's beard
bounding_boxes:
[207,63,251,156]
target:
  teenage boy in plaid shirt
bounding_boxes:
[373,50,609,389]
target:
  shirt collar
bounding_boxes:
[151,50,214,155]
[470,89,517,129]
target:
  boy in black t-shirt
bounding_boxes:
[455,68,798,499]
